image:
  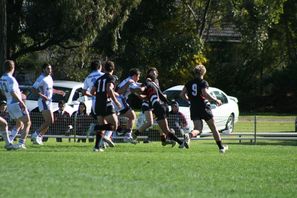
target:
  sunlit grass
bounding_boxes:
[1,139,297,198]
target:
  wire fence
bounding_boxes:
[2,112,297,143]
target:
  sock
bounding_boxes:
[94,132,102,149]
[94,124,113,131]
[104,130,113,138]
[189,132,193,138]
[125,132,132,138]
[9,128,18,142]
[167,133,183,145]
[216,140,224,149]
[1,130,10,145]
[19,138,25,145]
[160,134,166,142]
[134,130,140,136]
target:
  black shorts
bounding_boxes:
[152,102,168,121]
[95,105,115,117]
[141,101,152,112]
[190,105,213,121]
[119,106,131,115]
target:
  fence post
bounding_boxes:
[253,115,257,144]
[73,115,77,142]
[295,117,297,132]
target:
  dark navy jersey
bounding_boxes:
[185,78,209,108]
[93,73,115,109]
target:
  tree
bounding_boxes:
[7,0,140,80]
[0,0,7,72]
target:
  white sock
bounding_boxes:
[1,130,11,145]
[9,128,18,143]
[125,132,132,138]
[104,130,113,138]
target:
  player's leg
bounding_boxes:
[205,118,228,153]
[33,110,54,145]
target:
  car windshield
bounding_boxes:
[164,90,190,107]
[24,86,71,103]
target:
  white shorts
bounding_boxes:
[112,96,130,114]
[38,99,53,111]
[7,102,28,120]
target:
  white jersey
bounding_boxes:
[83,70,104,107]
[117,77,141,99]
[0,73,22,104]
[33,73,53,101]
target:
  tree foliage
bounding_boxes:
[4,0,297,112]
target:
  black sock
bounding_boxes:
[160,134,166,142]
[94,132,102,149]
[135,130,140,136]
[94,124,113,131]
[167,133,183,145]
[189,132,193,138]
[216,141,224,149]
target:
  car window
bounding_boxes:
[52,87,71,103]
[72,88,83,101]
[163,90,190,107]
[212,91,228,104]
[21,86,39,100]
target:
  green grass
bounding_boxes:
[235,115,296,133]
[1,140,297,198]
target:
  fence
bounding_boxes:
[3,112,297,144]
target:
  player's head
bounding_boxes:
[104,61,115,73]
[3,60,15,73]
[42,63,52,75]
[129,68,141,82]
[90,60,102,71]
[193,64,206,78]
[147,67,158,81]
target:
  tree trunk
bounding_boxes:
[0,0,7,74]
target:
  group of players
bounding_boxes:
[0,59,228,153]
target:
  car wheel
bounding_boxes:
[222,114,234,134]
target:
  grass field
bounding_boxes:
[235,115,296,133]
[1,139,297,198]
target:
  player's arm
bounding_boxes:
[90,86,96,96]
[201,88,222,106]
[180,86,189,101]
[31,87,48,101]
[107,83,121,109]
[116,80,132,95]
[11,91,26,109]
[82,89,93,97]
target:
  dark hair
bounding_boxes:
[42,63,51,70]
[90,60,102,71]
[129,68,141,77]
[78,102,87,114]
[147,67,158,76]
[146,67,158,81]
[104,61,115,72]
[58,100,65,106]
[3,60,15,72]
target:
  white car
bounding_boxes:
[163,85,239,134]
[136,85,239,134]
[21,80,92,115]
